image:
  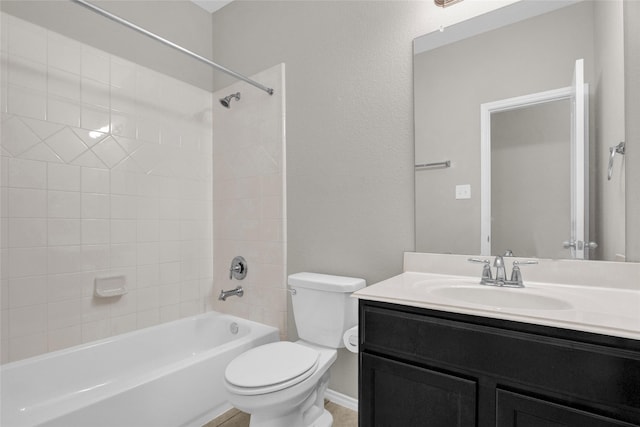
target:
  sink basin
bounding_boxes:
[429,286,573,310]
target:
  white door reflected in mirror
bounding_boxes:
[480,60,589,259]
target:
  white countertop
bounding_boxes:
[353,271,640,341]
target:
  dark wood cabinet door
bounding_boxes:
[496,390,639,427]
[360,353,476,427]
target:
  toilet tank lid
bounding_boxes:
[288,272,366,292]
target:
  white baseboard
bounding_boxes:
[325,389,358,412]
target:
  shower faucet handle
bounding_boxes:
[229,265,241,279]
[229,256,248,280]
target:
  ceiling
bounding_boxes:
[191,0,233,13]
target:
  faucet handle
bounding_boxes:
[229,256,248,280]
[468,258,493,281]
[510,260,538,284]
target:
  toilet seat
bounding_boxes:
[225,342,320,396]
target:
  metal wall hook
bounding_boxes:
[608,141,625,181]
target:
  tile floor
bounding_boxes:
[203,401,358,427]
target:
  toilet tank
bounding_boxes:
[288,272,366,348]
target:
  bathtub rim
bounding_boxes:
[1,310,277,370]
[1,310,280,427]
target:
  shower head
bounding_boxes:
[220,92,241,108]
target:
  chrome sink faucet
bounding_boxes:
[468,253,537,288]
[493,255,507,282]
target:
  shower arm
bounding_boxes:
[70,0,274,96]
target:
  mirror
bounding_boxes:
[414,0,630,261]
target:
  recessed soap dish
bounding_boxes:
[94,275,127,298]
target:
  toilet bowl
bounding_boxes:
[225,341,337,427]
[224,273,366,427]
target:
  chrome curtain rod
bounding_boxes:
[71,0,274,96]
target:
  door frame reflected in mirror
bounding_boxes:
[480,84,588,258]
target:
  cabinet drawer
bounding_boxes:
[361,303,640,416]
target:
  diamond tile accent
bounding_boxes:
[90,136,127,169]
[111,156,142,173]
[71,127,108,148]
[44,127,89,163]
[1,116,41,156]
[113,135,142,155]
[71,150,106,169]
[20,117,64,140]
[19,143,63,163]
[80,105,109,133]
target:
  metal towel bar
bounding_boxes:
[415,160,451,169]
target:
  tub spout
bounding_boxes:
[218,286,244,301]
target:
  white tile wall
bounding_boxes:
[212,64,287,339]
[0,13,214,363]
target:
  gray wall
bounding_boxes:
[0,0,214,90]
[211,1,429,398]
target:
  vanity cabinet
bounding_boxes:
[359,300,640,427]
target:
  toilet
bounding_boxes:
[224,272,366,427]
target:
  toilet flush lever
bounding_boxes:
[229,256,248,280]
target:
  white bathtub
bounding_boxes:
[0,311,279,427]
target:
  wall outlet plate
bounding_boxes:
[456,184,471,200]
